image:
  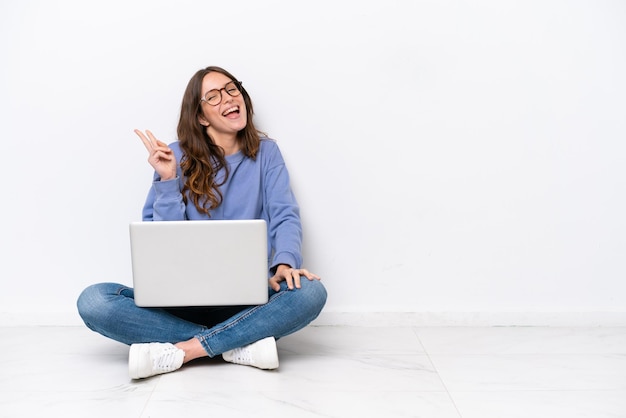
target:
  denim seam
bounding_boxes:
[196,289,289,357]
[115,285,131,296]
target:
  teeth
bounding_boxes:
[223,106,239,116]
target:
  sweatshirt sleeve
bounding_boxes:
[141,142,187,221]
[263,141,303,271]
[141,175,187,221]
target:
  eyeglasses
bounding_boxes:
[200,81,242,106]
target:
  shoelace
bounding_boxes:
[153,347,181,371]
[229,347,252,363]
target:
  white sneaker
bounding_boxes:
[129,342,185,379]
[222,337,279,370]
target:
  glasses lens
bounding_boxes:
[225,81,241,97]
[203,82,241,106]
[204,89,220,105]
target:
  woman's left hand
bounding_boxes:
[269,265,321,291]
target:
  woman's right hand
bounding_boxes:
[134,129,177,181]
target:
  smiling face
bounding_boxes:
[198,71,248,144]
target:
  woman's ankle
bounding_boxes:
[175,338,208,363]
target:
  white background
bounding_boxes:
[1,0,625,325]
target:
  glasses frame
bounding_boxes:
[200,80,243,107]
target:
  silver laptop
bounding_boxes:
[129,219,269,307]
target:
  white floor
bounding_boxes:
[1,325,625,418]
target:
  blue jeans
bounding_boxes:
[76,279,327,357]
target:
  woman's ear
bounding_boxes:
[198,115,210,127]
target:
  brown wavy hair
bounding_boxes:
[177,66,261,216]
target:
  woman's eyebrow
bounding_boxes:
[204,81,233,92]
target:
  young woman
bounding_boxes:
[77,66,327,379]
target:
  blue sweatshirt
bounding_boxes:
[141,137,302,272]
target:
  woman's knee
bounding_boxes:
[310,279,327,303]
[299,279,328,316]
[76,282,127,324]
